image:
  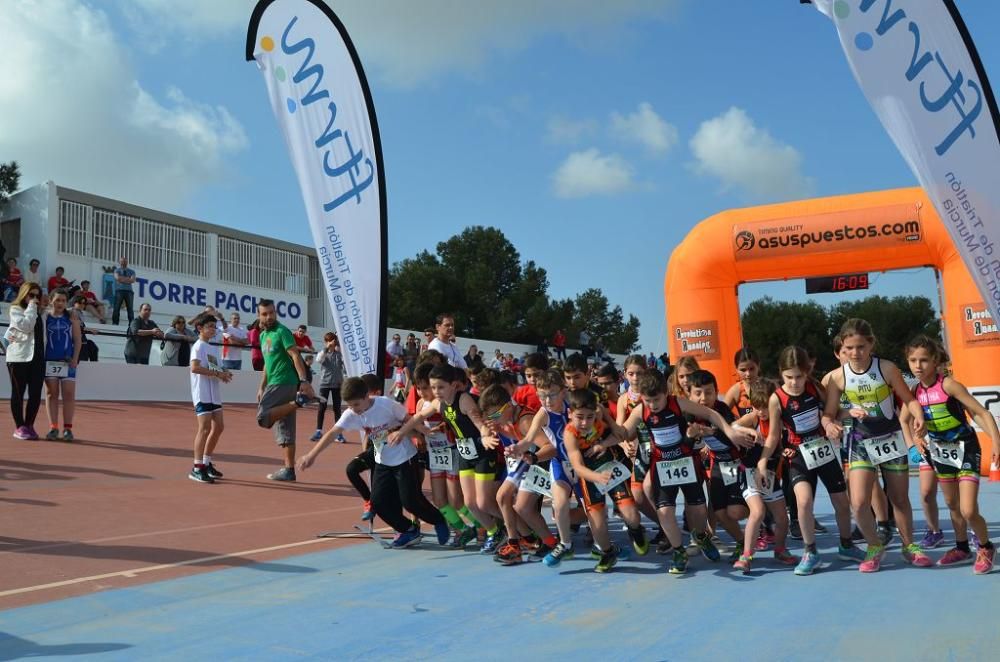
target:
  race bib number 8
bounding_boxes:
[929,440,963,468]
[429,447,454,472]
[860,432,906,465]
[455,437,479,460]
[718,460,740,486]
[521,464,553,497]
[46,361,68,378]
[656,456,696,486]
[595,461,630,495]
[800,437,836,470]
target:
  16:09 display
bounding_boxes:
[804,273,870,294]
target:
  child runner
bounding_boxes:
[904,335,997,573]
[302,377,450,548]
[617,355,665,550]
[668,356,699,398]
[342,374,385,521]
[562,388,647,572]
[822,319,930,572]
[621,369,755,574]
[563,352,607,405]
[687,369,752,559]
[761,346,859,575]
[393,363,505,552]
[188,313,232,483]
[480,385,559,564]
[42,291,81,441]
[732,379,797,573]
[514,353,547,413]
[722,347,760,416]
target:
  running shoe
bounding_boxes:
[937,547,974,566]
[695,532,721,562]
[309,430,322,442]
[520,535,541,553]
[206,463,223,479]
[434,521,450,545]
[728,547,742,564]
[526,542,554,563]
[62,429,74,442]
[859,544,886,573]
[650,530,667,547]
[973,546,995,575]
[813,520,828,534]
[794,551,820,576]
[733,554,753,574]
[919,529,944,549]
[774,547,798,565]
[851,526,865,542]
[452,526,477,548]
[267,467,296,482]
[495,540,523,565]
[294,392,313,408]
[13,426,31,440]
[629,528,649,556]
[788,519,803,541]
[970,530,981,549]
[685,537,702,557]
[668,548,689,575]
[656,538,673,555]
[45,429,59,441]
[391,527,423,549]
[543,542,574,567]
[594,544,620,573]
[481,528,507,555]
[590,545,603,560]
[335,434,346,444]
[754,532,770,552]
[361,500,375,521]
[188,466,214,484]
[838,544,866,563]
[902,543,933,568]
[763,528,776,545]
[25,426,39,440]
[877,525,894,547]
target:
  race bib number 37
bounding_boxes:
[45,361,68,378]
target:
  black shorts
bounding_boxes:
[787,447,847,494]
[355,446,376,472]
[578,452,634,512]
[709,474,746,511]
[456,438,499,477]
[924,435,981,481]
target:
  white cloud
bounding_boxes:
[0,1,248,210]
[119,0,678,87]
[610,102,677,155]
[552,149,635,198]
[689,107,813,201]
[546,116,599,144]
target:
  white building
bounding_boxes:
[1,181,331,329]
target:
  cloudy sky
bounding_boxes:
[3,0,999,352]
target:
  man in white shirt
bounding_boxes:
[427,314,467,369]
[385,333,404,360]
[222,312,249,370]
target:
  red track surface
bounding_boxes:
[0,402,368,610]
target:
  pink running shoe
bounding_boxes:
[937,547,973,566]
[859,544,885,573]
[754,533,769,552]
[973,546,995,575]
[902,543,933,568]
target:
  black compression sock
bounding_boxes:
[840,537,853,548]
[956,539,971,553]
[877,520,889,529]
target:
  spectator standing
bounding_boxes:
[255,299,316,482]
[427,313,467,369]
[310,332,346,442]
[71,296,100,362]
[463,344,479,367]
[3,258,23,301]
[42,290,81,441]
[536,336,550,357]
[553,329,567,361]
[490,349,504,370]
[124,303,163,365]
[77,280,106,323]
[248,319,264,371]
[403,333,419,373]
[47,266,70,293]
[390,355,411,402]
[578,328,592,358]
[221,312,248,370]
[386,333,404,360]
[293,324,314,354]
[647,352,656,368]
[420,328,433,352]
[161,316,195,367]
[5,283,46,439]
[111,257,136,325]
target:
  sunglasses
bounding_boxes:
[26,292,40,299]
[484,402,510,421]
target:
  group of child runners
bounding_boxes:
[198,307,1000,576]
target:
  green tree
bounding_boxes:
[828,295,940,365]
[740,297,833,376]
[0,161,20,206]
[572,288,640,354]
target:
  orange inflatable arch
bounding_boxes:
[665,187,1000,474]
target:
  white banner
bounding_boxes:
[812,0,1000,324]
[247,0,386,376]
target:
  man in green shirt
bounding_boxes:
[256,299,316,481]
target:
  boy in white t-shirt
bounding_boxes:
[189,313,233,484]
[299,377,449,548]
